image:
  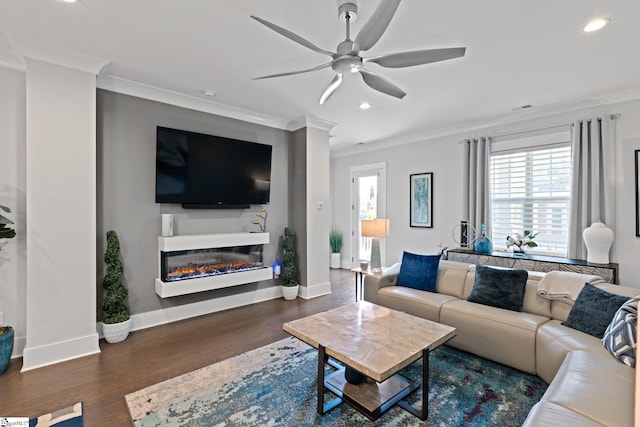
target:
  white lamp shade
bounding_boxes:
[361,219,390,238]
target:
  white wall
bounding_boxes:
[0,67,26,357]
[331,99,640,287]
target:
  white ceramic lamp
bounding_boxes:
[361,219,390,271]
[583,221,614,264]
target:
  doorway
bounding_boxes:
[350,163,386,268]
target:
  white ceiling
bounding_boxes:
[1,0,639,151]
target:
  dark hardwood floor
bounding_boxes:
[0,268,355,426]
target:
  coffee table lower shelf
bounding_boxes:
[317,344,429,421]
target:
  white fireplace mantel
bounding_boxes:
[155,232,272,298]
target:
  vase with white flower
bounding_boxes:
[506,230,539,255]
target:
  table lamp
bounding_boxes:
[361,219,390,271]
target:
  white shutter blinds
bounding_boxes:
[489,129,572,256]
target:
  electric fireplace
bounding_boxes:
[155,232,272,298]
[160,246,264,282]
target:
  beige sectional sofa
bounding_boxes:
[363,260,637,426]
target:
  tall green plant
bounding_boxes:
[0,205,16,335]
[330,228,342,253]
[281,227,298,287]
[0,205,16,243]
[102,230,130,324]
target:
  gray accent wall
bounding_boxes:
[97,90,292,316]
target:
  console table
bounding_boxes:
[446,249,618,284]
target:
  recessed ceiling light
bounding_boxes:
[202,89,216,97]
[359,102,371,110]
[584,18,610,32]
[60,0,78,3]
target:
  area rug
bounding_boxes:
[29,402,84,427]
[126,337,546,426]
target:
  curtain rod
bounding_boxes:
[459,113,622,143]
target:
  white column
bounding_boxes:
[299,116,334,298]
[10,36,110,370]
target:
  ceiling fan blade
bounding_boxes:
[366,47,466,68]
[253,62,332,80]
[319,74,343,105]
[251,15,335,57]
[359,69,406,99]
[353,0,401,52]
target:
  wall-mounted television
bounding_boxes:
[155,126,272,209]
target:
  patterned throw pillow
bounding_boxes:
[602,296,639,368]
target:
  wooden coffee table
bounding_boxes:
[283,301,456,421]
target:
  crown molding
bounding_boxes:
[97,74,294,132]
[7,34,110,75]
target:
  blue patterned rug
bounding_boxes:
[126,337,546,426]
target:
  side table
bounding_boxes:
[350,268,383,302]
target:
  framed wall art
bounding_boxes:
[410,172,433,228]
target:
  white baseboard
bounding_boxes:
[117,285,285,335]
[11,335,26,359]
[21,332,100,372]
[298,282,332,299]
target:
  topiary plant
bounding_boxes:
[0,205,16,244]
[102,230,130,324]
[281,227,298,287]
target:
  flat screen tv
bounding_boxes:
[155,126,272,208]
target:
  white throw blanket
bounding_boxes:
[537,271,605,304]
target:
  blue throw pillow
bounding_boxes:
[467,265,528,312]
[397,252,441,292]
[563,283,629,338]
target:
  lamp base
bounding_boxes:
[370,238,382,270]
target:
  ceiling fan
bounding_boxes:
[251,0,466,105]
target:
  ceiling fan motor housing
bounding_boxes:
[338,3,357,22]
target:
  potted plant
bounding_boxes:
[0,205,16,374]
[101,230,131,343]
[506,230,539,254]
[281,227,299,300]
[330,228,342,269]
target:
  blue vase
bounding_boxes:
[474,224,493,254]
[0,328,14,375]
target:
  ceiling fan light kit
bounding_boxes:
[251,0,466,105]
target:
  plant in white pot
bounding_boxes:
[0,205,16,374]
[329,228,342,269]
[101,230,131,343]
[281,227,299,300]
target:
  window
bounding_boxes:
[490,129,572,256]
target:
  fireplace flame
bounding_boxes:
[165,261,263,282]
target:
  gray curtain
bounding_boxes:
[462,137,491,238]
[568,116,616,259]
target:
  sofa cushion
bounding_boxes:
[523,402,604,427]
[562,283,628,338]
[378,286,458,322]
[602,296,639,368]
[441,299,548,373]
[535,320,614,384]
[396,252,440,292]
[538,350,634,427]
[467,265,528,312]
